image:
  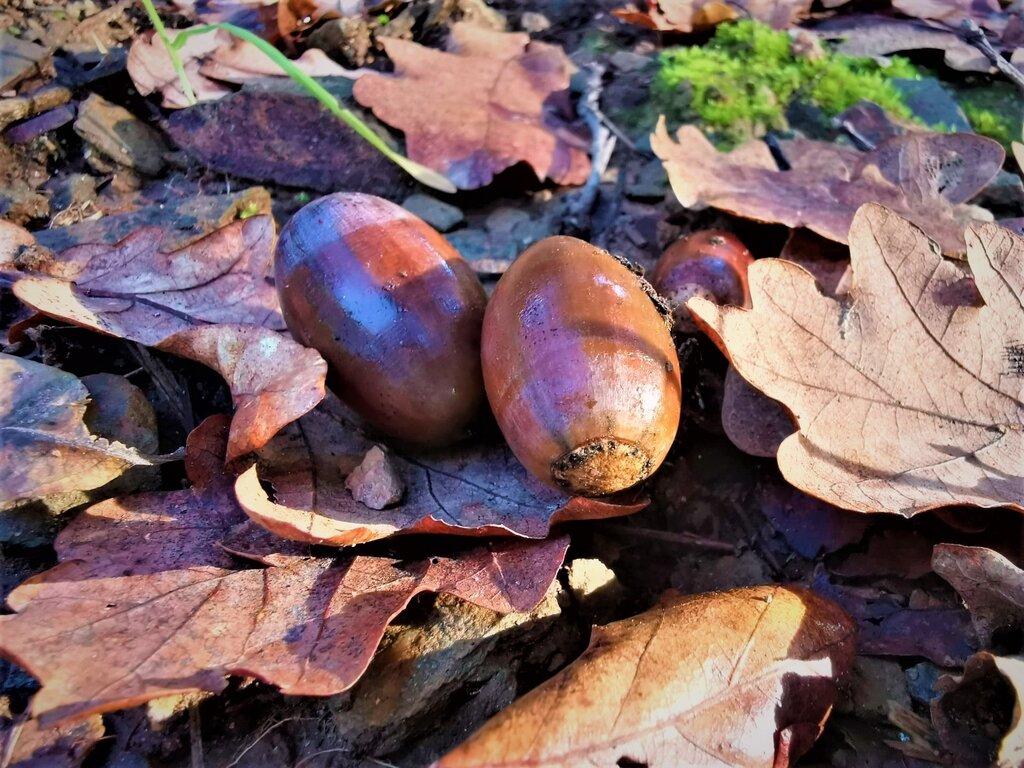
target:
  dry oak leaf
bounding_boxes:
[652,119,1004,256]
[0,354,158,505]
[236,394,646,545]
[0,415,570,725]
[7,217,326,461]
[353,22,590,190]
[127,27,352,109]
[688,203,1024,516]
[436,585,856,768]
[933,544,1024,647]
[612,0,812,33]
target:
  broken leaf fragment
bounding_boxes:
[0,416,570,725]
[0,354,159,505]
[688,204,1024,515]
[353,22,590,189]
[612,0,813,33]
[652,119,1004,255]
[436,585,855,768]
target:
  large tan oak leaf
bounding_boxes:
[435,586,855,768]
[353,23,590,190]
[689,204,1024,516]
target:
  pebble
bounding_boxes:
[609,50,652,73]
[345,446,404,510]
[73,93,168,175]
[520,11,551,33]
[403,193,464,232]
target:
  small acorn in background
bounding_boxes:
[652,230,753,333]
[274,192,487,447]
[482,236,681,497]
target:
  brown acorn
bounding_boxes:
[274,192,487,446]
[481,236,681,496]
[652,230,753,333]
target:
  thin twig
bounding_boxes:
[189,703,204,768]
[961,19,1024,95]
[595,523,736,553]
[564,63,616,237]
[226,717,314,768]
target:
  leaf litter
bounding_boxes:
[2,1,1024,765]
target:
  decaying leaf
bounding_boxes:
[932,652,1024,768]
[7,217,326,461]
[236,395,646,545]
[933,544,1024,647]
[611,0,812,33]
[436,585,856,768]
[814,15,992,73]
[353,22,590,189]
[0,714,104,768]
[688,204,1024,516]
[0,354,158,506]
[0,416,570,725]
[893,0,1006,30]
[652,119,1004,255]
[127,27,352,109]
[720,365,794,458]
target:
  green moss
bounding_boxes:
[653,20,921,147]
[956,81,1022,149]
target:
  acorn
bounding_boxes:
[652,230,753,333]
[482,236,681,496]
[274,192,487,446]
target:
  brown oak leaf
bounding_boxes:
[127,28,352,109]
[688,203,1024,516]
[352,22,590,189]
[436,585,856,768]
[0,354,159,505]
[0,416,570,725]
[893,0,1007,31]
[236,394,646,545]
[652,119,1004,256]
[933,544,1024,647]
[7,217,326,461]
[612,0,812,33]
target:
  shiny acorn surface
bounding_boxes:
[652,230,753,332]
[275,192,487,446]
[482,236,682,496]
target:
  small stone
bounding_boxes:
[520,11,551,33]
[0,36,49,91]
[485,206,531,235]
[74,93,168,175]
[609,50,652,73]
[626,158,669,200]
[565,561,618,606]
[905,661,942,704]
[448,228,516,262]
[345,445,404,510]
[403,193,464,232]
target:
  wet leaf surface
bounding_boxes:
[933,544,1024,647]
[689,204,1024,516]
